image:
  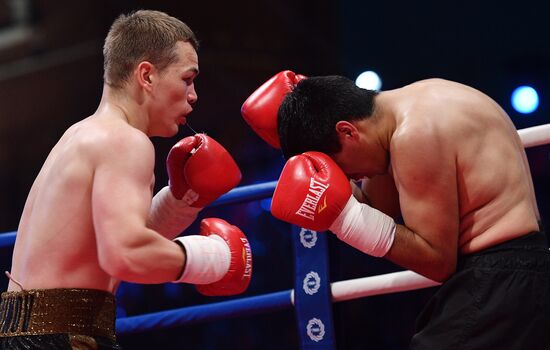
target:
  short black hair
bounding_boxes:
[278,75,378,159]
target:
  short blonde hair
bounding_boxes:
[103,10,198,88]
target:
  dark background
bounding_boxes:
[0,1,549,349]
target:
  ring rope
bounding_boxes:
[517,123,550,148]
[329,270,440,302]
[208,180,277,207]
[117,290,292,335]
[117,270,440,335]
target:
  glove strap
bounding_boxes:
[147,186,201,239]
[172,235,230,284]
[329,195,396,257]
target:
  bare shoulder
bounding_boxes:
[407,78,465,88]
[81,120,155,168]
[402,78,488,103]
[391,122,448,160]
[412,77,449,84]
[390,116,456,188]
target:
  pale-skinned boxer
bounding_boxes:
[0,10,252,350]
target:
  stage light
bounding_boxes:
[355,71,382,91]
[511,86,539,114]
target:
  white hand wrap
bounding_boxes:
[173,235,230,284]
[329,195,396,257]
[147,186,202,239]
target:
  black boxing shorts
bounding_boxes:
[409,230,550,350]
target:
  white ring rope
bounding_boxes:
[330,270,441,302]
[289,270,440,305]
[518,123,550,148]
[293,123,550,304]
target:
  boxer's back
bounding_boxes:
[392,79,540,253]
[10,116,125,292]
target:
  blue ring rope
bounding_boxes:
[116,290,292,335]
[0,232,16,247]
[209,180,277,207]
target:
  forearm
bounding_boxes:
[100,225,232,286]
[100,230,185,284]
[329,196,396,257]
[147,186,201,239]
[330,196,455,282]
[384,224,456,282]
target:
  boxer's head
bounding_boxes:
[278,75,378,160]
[103,10,199,89]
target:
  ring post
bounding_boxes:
[292,226,336,349]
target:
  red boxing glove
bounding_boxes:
[196,218,253,296]
[167,134,241,208]
[241,70,306,148]
[271,152,351,231]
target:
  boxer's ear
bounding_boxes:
[136,61,155,91]
[335,121,358,141]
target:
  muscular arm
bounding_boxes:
[384,129,459,282]
[92,130,184,284]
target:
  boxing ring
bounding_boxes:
[0,123,549,349]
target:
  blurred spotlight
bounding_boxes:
[355,70,382,91]
[511,86,539,114]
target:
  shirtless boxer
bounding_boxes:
[242,71,550,349]
[0,10,252,349]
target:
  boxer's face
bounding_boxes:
[331,137,390,180]
[148,41,199,137]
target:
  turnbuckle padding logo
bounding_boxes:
[303,271,321,295]
[306,318,325,342]
[299,228,317,248]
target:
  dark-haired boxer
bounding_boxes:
[242,71,550,349]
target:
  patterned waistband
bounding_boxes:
[0,288,116,340]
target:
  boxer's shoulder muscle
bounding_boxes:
[83,119,154,164]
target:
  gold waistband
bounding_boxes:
[0,288,116,340]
